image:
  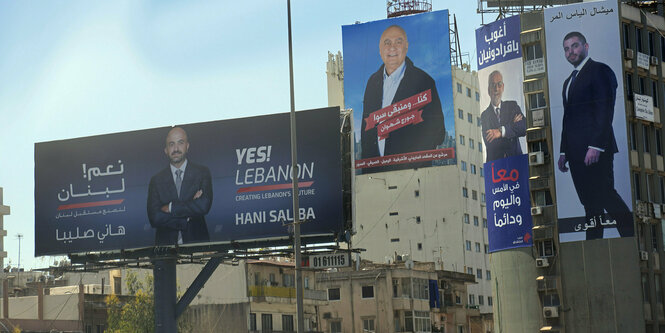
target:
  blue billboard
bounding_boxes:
[484,154,533,252]
[35,107,344,256]
[342,10,455,174]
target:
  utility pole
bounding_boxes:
[15,233,23,271]
[286,0,305,331]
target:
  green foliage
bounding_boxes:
[106,271,154,333]
[106,271,190,333]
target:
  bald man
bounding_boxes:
[147,127,212,246]
[361,24,445,172]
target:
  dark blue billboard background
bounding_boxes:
[484,154,533,252]
[35,107,344,256]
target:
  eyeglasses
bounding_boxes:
[383,38,405,48]
[489,82,504,89]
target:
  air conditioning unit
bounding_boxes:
[651,56,659,66]
[543,306,559,318]
[323,312,332,319]
[531,206,543,216]
[536,257,550,268]
[641,250,649,261]
[528,151,544,166]
[625,48,635,59]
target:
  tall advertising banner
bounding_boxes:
[545,1,634,242]
[35,107,344,256]
[476,15,533,252]
[342,10,455,174]
[485,155,533,252]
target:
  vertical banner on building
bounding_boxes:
[485,155,533,252]
[342,10,455,174]
[477,15,532,252]
[476,15,527,164]
[545,1,634,242]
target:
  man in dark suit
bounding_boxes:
[147,127,213,246]
[481,70,526,162]
[361,24,445,172]
[556,31,633,240]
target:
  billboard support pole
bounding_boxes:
[287,0,305,332]
[153,257,177,333]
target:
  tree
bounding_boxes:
[106,271,191,333]
[106,271,154,333]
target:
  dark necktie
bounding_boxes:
[495,107,500,122]
[569,70,579,86]
[175,169,183,197]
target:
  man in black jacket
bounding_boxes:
[361,25,445,172]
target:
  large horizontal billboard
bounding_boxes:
[35,107,344,256]
[545,1,634,242]
[342,10,455,174]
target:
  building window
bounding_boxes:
[362,317,375,333]
[417,242,422,250]
[652,224,659,251]
[656,129,662,156]
[464,213,470,224]
[458,108,464,119]
[635,173,642,201]
[283,274,295,287]
[469,139,475,149]
[473,216,479,226]
[524,43,543,61]
[528,92,546,109]
[328,288,341,301]
[304,277,310,290]
[330,321,342,333]
[479,143,483,153]
[644,125,651,153]
[282,315,294,332]
[477,117,481,126]
[478,295,485,305]
[626,73,633,99]
[486,270,492,280]
[481,192,485,203]
[643,274,650,303]
[484,244,489,254]
[462,187,468,197]
[472,190,478,200]
[457,82,462,93]
[459,135,465,145]
[469,293,475,305]
[653,80,659,107]
[414,190,420,197]
[630,123,637,150]
[649,30,655,56]
[656,274,663,304]
[461,161,467,171]
[269,273,276,284]
[261,314,273,332]
[475,243,481,253]
[639,76,646,94]
[362,285,375,299]
[637,27,644,53]
[470,164,477,174]
[483,218,488,228]
[488,296,493,306]
[624,23,631,50]
[466,87,472,97]
[467,267,473,275]
[479,166,484,177]
[465,240,472,251]
[467,113,473,123]
[476,92,480,101]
